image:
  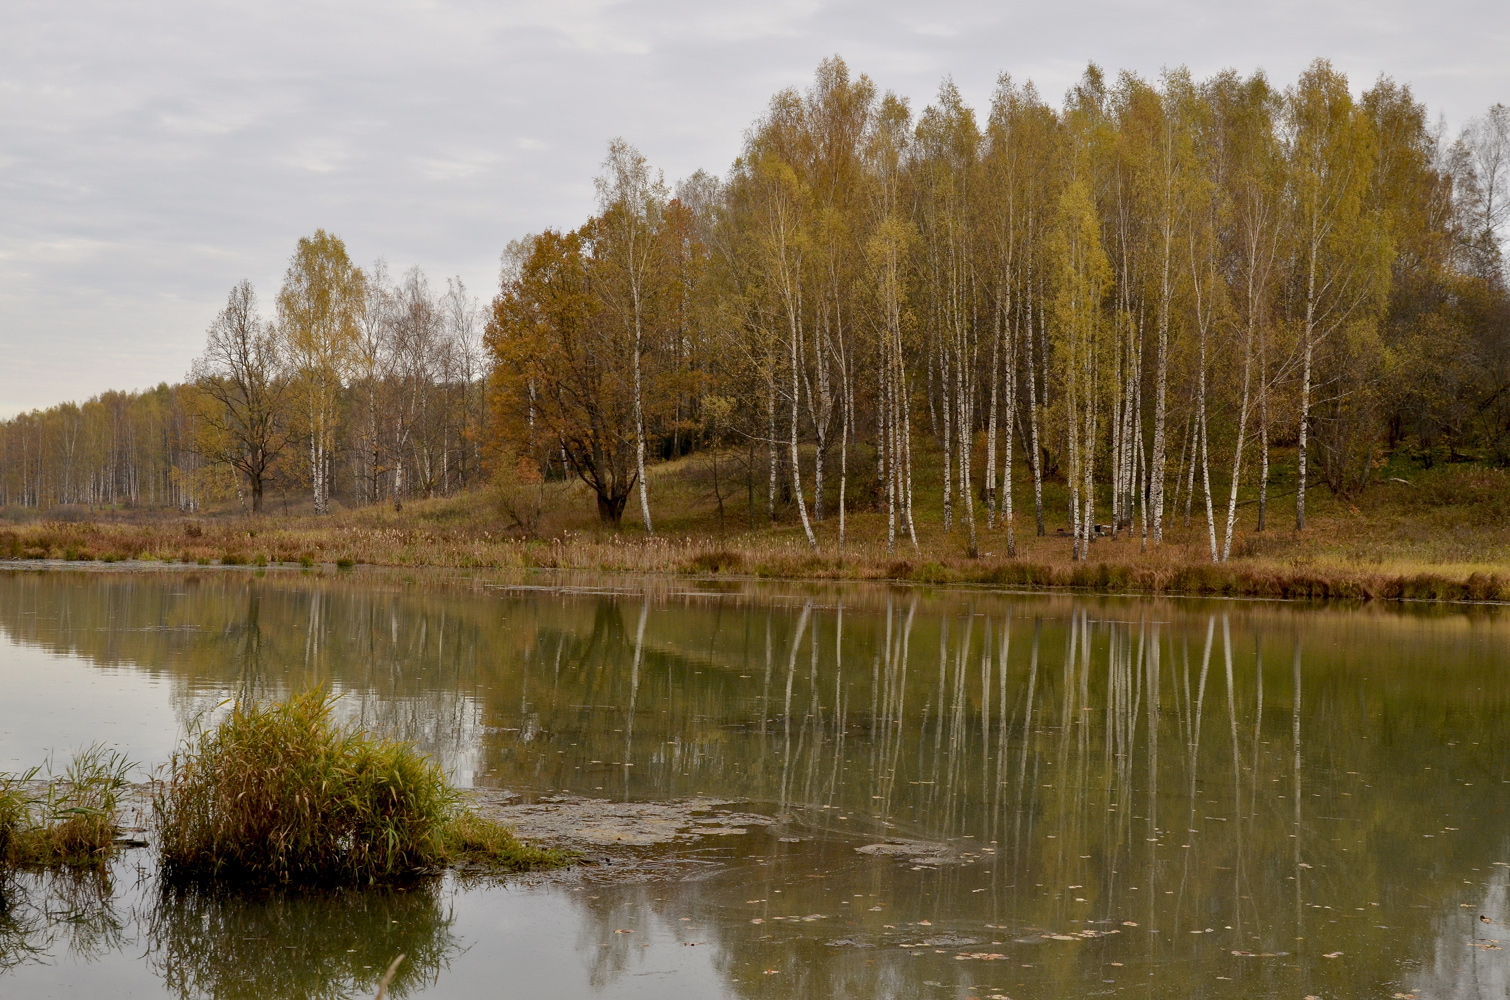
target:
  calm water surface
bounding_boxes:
[1,568,1508,999]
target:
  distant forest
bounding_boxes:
[2,57,1507,563]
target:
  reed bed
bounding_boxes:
[0,746,132,870]
[154,690,562,886]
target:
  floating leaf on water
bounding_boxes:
[1323,951,1343,958]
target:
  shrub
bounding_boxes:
[1,746,132,869]
[155,690,562,885]
[335,557,354,570]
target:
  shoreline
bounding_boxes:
[3,547,1509,607]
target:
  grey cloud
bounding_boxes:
[1,0,1506,414]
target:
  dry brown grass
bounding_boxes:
[3,448,1509,603]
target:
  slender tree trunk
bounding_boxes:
[1196,299,1217,562]
[1175,411,1193,530]
[1109,321,1124,538]
[1136,390,1149,552]
[632,307,652,535]
[790,324,817,550]
[955,314,978,557]
[1151,198,1174,544]
[839,352,850,554]
[1199,381,1217,562]
[1222,281,1259,559]
[883,337,896,556]
[767,366,778,525]
[1297,244,1316,532]
[899,344,912,549]
[985,299,1001,530]
[813,440,825,522]
[940,335,953,532]
[1067,330,1083,561]
[1258,331,1270,533]
[1024,259,1045,536]
[1082,378,1098,560]
[1002,297,1018,557]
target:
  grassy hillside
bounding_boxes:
[3,443,1510,603]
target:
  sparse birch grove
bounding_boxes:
[4,59,1509,554]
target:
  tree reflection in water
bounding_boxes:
[5,571,1510,998]
[143,879,459,1000]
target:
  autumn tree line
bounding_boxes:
[3,57,1509,563]
[492,57,1510,560]
[0,235,487,514]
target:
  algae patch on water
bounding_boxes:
[154,689,564,885]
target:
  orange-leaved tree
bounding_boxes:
[485,228,641,525]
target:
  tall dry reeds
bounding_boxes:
[154,689,561,885]
[0,746,132,870]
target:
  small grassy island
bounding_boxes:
[1,691,564,886]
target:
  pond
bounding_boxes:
[1,567,1508,999]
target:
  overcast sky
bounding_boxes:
[2,0,1506,416]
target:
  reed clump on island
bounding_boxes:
[0,746,133,871]
[153,689,563,886]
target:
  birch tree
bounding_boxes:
[1282,60,1389,530]
[1049,180,1113,560]
[596,138,667,536]
[916,81,984,556]
[277,230,362,515]
[866,92,919,554]
[1216,73,1282,558]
